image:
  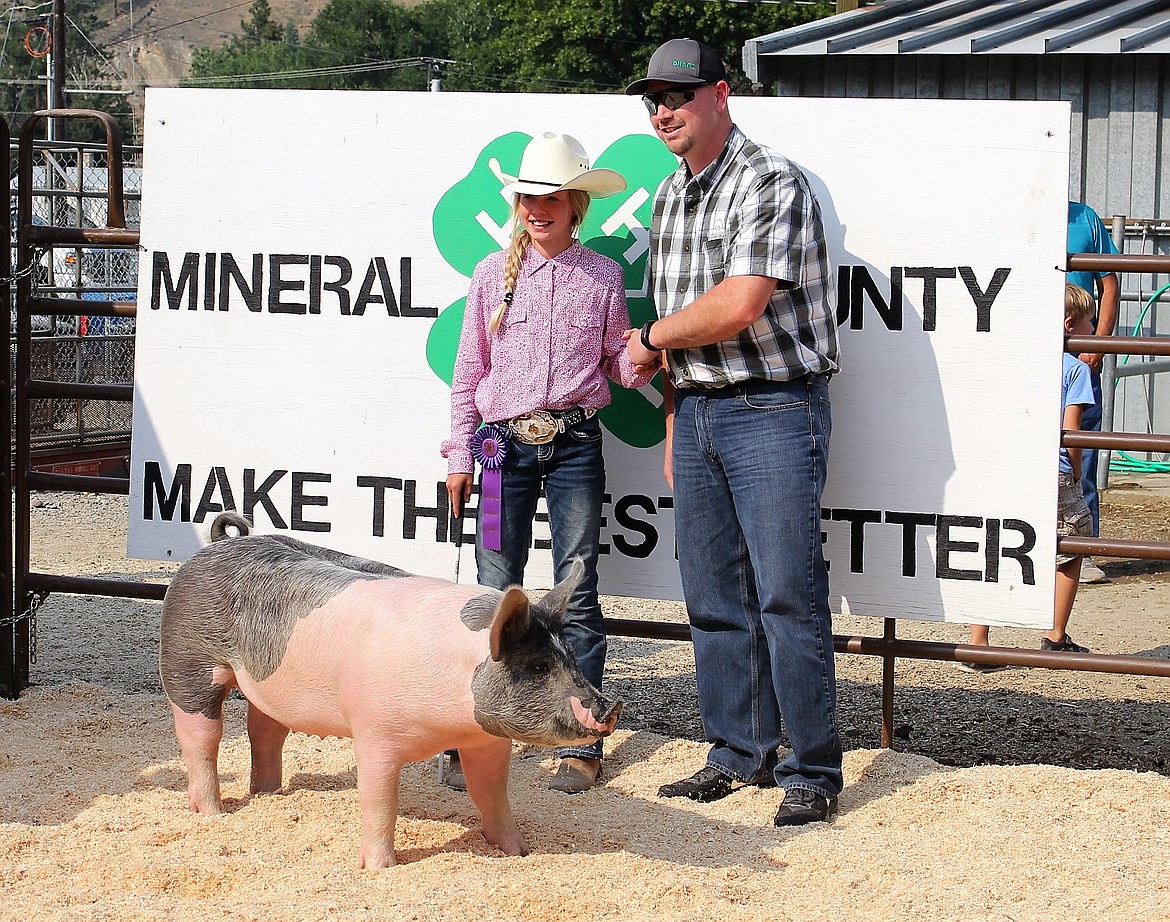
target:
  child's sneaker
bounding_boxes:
[1040,634,1091,654]
[954,660,1008,674]
[1078,558,1109,584]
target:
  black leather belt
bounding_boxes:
[678,373,830,396]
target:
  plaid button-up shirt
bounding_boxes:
[649,125,839,388]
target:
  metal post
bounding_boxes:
[880,617,896,748]
[50,0,66,109]
[45,51,54,143]
[1,117,14,699]
[46,0,67,142]
[13,123,36,694]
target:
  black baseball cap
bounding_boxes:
[625,39,728,96]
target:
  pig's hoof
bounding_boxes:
[359,849,397,869]
[549,757,601,794]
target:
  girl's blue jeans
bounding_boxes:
[476,416,606,761]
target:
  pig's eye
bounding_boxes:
[529,660,550,676]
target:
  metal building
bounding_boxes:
[745,0,1170,454]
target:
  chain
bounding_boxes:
[0,247,46,287]
[0,591,48,664]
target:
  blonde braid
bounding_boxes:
[489,224,529,333]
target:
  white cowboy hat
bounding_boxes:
[500,132,626,198]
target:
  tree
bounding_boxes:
[186,0,834,95]
[241,0,284,45]
[189,0,458,91]
[302,0,438,90]
[444,0,834,94]
[190,0,305,86]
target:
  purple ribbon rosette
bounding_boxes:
[470,424,509,551]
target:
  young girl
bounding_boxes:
[441,132,656,793]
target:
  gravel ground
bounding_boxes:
[20,477,1170,776]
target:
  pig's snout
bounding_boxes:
[570,695,623,738]
[595,698,622,726]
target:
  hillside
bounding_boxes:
[92,0,332,136]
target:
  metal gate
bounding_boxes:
[3,110,151,698]
[11,129,142,471]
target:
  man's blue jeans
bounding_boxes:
[672,376,843,799]
[476,416,606,761]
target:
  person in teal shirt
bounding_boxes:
[1066,201,1120,583]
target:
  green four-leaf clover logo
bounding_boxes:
[425,133,676,449]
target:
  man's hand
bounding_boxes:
[1078,351,1103,373]
[1079,272,1120,375]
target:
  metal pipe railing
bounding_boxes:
[4,131,1168,792]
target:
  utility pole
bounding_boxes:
[47,0,67,140]
[423,58,453,92]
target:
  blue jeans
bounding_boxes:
[671,376,843,799]
[1079,370,1102,536]
[476,416,606,761]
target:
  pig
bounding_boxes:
[159,511,621,868]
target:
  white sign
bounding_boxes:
[129,88,1071,628]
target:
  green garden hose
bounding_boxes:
[1111,282,1170,473]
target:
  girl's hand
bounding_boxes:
[622,327,662,375]
[446,473,473,518]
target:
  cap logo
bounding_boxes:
[673,60,697,69]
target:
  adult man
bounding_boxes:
[1066,201,1120,585]
[624,38,843,826]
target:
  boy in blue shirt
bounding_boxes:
[962,284,1096,669]
[1045,283,1097,651]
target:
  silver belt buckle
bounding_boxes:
[509,410,558,445]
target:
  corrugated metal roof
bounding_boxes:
[747,0,1170,57]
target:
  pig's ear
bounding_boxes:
[537,558,584,621]
[489,587,531,661]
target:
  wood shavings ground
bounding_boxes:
[3,684,1169,922]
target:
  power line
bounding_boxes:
[104,4,401,72]
[103,0,254,46]
[181,56,437,85]
[0,3,53,15]
[65,13,125,84]
[440,64,627,94]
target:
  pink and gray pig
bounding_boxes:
[159,512,621,868]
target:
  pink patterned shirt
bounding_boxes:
[442,242,653,474]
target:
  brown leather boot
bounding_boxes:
[548,757,601,794]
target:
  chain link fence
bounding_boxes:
[10,141,142,451]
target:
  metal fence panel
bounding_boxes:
[9,140,141,454]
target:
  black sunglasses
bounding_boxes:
[642,85,708,116]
